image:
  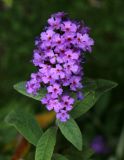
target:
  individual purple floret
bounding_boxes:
[56,110,70,122]
[77,91,84,100]
[26,12,94,122]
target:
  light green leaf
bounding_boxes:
[52,154,69,160]
[71,78,118,119]
[5,108,42,146]
[57,117,82,151]
[35,127,57,160]
[14,81,46,101]
[116,126,124,160]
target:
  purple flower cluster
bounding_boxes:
[26,12,94,122]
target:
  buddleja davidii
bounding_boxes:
[26,12,94,122]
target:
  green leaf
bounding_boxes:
[71,78,118,119]
[57,117,82,151]
[116,126,124,160]
[71,91,95,119]
[52,154,69,160]
[94,92,111,116]
[65,146,94,160]
[82,148,94,159]
[35,127,57,160]
[5,108,42,146]
[14,81,46,101]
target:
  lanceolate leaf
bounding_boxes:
[14,79,117,104]
[14,81,46,101]
[52,154,69,160]
[35,127,57,160]
[116,126,124,159]
[5,108,43,146]
[71,78,118,119]
[57,117,82,151]
[65,146,94,160]
[71,91,95,119]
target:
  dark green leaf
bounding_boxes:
[35,127,57,160]
[65,146,94,160]
[52,154,69,160]
[94,92,111,116]
[14,81,46,101]
[57,117,82,151]
[71,78,118,119]
[71,91,96,119]
[5,108,42,146]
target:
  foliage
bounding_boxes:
[0,0,123,159]
[5,78,117,160]
[5,108,43,146]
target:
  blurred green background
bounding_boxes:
[0,0,124,159]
